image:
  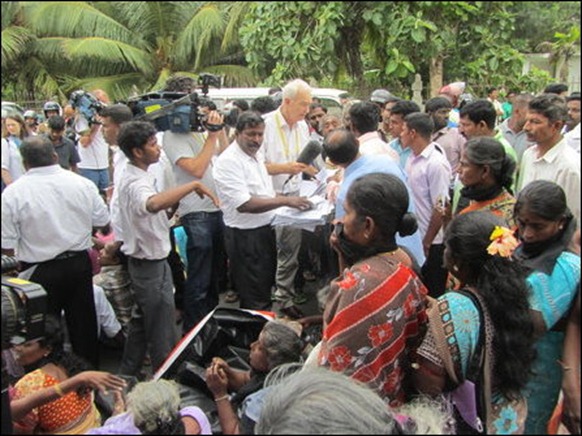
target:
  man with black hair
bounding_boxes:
[565,92,580,153]
[348,101,398,161]
[323,128,425,267]
[499,93,536,166]
[458,99,517,174]
[518,94,580,222]
[306,103,327,140]
[425,96,465,175]
[400,113,451,298]
[486,86,504,123]
[45,115,80,172]
[388,100,421,170]
[251,96,279,115]
[116,120,218,377]
[161,76,230,333]
[2,136,110,368]
[213,111,312,312]
[544,83,569,96]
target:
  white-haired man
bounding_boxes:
[260,79,316,319]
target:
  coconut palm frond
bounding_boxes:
[221,2,253,53]
[2,25,33,65]
[22,1,142,45]
[62,37,153,74]
[174,3,224,68]
[2,1,21,30]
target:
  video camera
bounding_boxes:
[69,90,106,126]
[126,73,224,134]
[1,255,47,350]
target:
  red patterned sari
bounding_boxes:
[319,255,428,406]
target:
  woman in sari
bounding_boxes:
[512,180,580,434]
[412,211,536,434]
[456,136,517,227]
[11,315,125,434]
[319,173,428,407]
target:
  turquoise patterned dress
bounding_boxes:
[417,291,528,434]
[523,251,580,434]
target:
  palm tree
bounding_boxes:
[4,1,255,103]
[536,25,580,83]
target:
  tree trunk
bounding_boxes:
[429,56,444,98]
[554,55,566,82]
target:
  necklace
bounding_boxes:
[378,248,399,257]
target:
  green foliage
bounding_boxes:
[3,1,580,103]
[3,1,254,102]
[509,2,580,52]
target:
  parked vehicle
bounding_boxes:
[205,87,346,115]
[1,101,24,118]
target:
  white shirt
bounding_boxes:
[109,147,174,241]
[213,141,276,229]
[2,165,109,262]
[1,137,25,182]
[260,109,310,194]
[117,163,171,259]
[93,284,122,338]
[162,130,219,215]
[358,131,399,162]
[76,123,109,170]
[405,142,451,244]
[518,137,581,224]
[565,123,580,154]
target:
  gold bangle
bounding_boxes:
[214,395,229,403]
[557,360,572,371]
[54,383,65,397]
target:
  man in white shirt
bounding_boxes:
[76,119,110,196]
[486,86,504,125]
[213,111,312,312]
[348,101,399,161]
[115,120,217,377]
[401,113,452,298]
[2,136,110,368]
[564,93,580,153]
[499,93,536,166]
[163,92,228,333]
[260,79,316,319]
[518,94,580,224]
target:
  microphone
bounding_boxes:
[282,140,323,188]
[296,140,323,165]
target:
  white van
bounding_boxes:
[205,87,347,115]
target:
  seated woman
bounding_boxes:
[412,211,536,434]
[10,315,126,434]
[87,379,212,434]
[512,180,580,433]
[204,321,303,434]
[319,173,428,406]
[455,137,517,227]
[256,365,453,434]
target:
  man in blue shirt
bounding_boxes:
[324,128,425,267]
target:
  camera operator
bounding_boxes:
[161,76,231,334]
[74,89,110,197]
[1,136,110,369]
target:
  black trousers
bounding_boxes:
[420,243,448,299]
[224,225,276,310]
[29,251,99,368]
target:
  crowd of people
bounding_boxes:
[1,77,580,435]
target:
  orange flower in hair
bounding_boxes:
[486,226,519,258]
